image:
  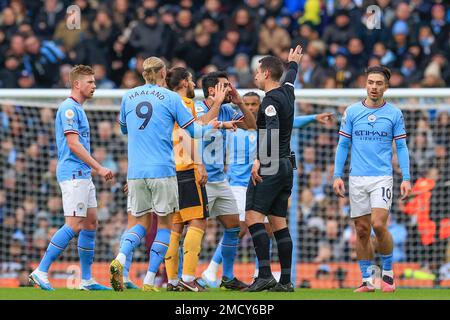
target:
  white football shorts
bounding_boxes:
[60,178,97,217]
[205,180,239,218]
[128,176,179,217]
[349,176,393,218]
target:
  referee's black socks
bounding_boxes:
[274,227,293,285]
[248,223,272,279]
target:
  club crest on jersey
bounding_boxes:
[265,105,277,117]
[65,109,75,119]
[76,202,85,213]
[249,132,256,143]
[368,114,377,122]
[195,106,204,113]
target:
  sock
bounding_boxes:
[168,279,179,286]
[77,230,96,281]
[358,260,373,282]
[38,224,76,272]
[254,238,272,278]
[144,271,156,285]
[146,228,171,284]
[118,224,146,265]
[274,228,293,285]
[249,223,271,279]
[165,231,181,282]
[204,246,221,279]
[381,253,393,272]
[182,226,204,281]
[221,227,240,280]
[119,233,134,281]
[212,243,222,265]
[177,243,184,279]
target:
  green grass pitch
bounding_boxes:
[0,288,448,300]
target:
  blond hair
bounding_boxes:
[142,57,165,84]
[69,65,94,87]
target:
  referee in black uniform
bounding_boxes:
[244,45,303,292]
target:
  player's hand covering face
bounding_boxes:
[216,78,232,103]
[211,82,227,106]
[230,83,244,105]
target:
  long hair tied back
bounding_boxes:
[142,57,165,84]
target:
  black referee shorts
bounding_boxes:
[245,158,293,218]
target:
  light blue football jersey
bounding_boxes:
[195,100,244,182]
[55,97,91,182]
[226,128,257,187]
[120,84,195,179]
[339,100,407,177]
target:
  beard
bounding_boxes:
[187,88,195,99]
[223,94,232,103]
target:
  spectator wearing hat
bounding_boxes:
[392,2,418,38]
[17,69,35,88]
[389,20,411,65]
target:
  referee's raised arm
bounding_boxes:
[283,45,303,88]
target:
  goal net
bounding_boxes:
[0,88,449,289]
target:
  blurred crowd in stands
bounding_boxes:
[0,0,449,284]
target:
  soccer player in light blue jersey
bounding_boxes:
[109,57,238,292]
[196,71,257,290]
[333,66,412,293]
[29,65,114,291]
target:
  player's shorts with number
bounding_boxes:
[205,180,239,218]
[60,178,97,217]
[128,176,179,217]
[349,176,393,218]
[172,168,209,224]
